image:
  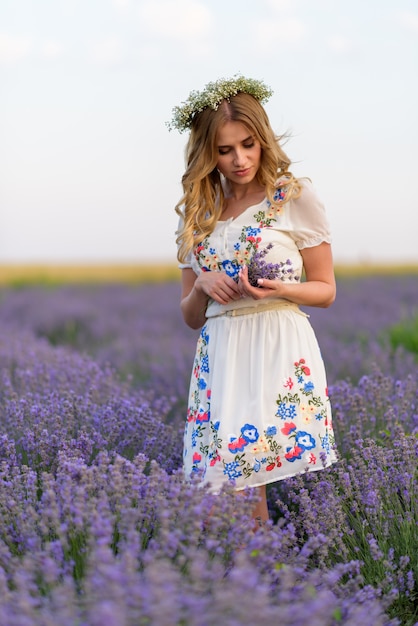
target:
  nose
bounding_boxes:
[233,148,246,167]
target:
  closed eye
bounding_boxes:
[218,139,255,155]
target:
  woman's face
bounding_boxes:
[216,121,261,186]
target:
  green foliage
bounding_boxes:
[386,316,418,358]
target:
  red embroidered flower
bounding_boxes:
[187,410,196,423]
[285,445,304,461]
[281,422,297,436]
[210,453,221,466]
[196,411,210,423]
[193,452,202,463]
[228,437,248,453]
[266,463,275,471]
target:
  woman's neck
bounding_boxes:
[223,179,265,202]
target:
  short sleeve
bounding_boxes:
[288,179,332,250]
[176,214,193,269]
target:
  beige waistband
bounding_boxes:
[207,300,309,318]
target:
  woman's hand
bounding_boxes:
[180,268,242,329]
[237,265,282,300]
[238,243,336,307]
[195,270,242,305]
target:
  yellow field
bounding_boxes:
[0,262,417,286]
[0,263,181,286]
[333,262,418,277]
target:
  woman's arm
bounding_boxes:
[180,268,242,329]
[238,242,336,308]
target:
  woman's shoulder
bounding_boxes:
[286,176,322,208]
[281,177,331,247]
[275,174,314,197]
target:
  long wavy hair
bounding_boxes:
[175,92,301,264]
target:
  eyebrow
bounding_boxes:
[217,135,253,148]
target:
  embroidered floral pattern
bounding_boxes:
[193,187,290,277]
[184,343,335,485]
[185,325,216,476]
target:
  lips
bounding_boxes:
[234,168,251,176]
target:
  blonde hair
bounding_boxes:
[175,92,301,264]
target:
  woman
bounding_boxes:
[169,76,337,523]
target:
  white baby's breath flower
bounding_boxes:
[167,74,273,133]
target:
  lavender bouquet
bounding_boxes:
[246,243,300,287]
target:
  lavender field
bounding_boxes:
[0,274,417,625]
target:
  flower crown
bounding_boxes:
[167,75,273,133]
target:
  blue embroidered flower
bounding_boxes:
[234,242,240,250]
[276,403,297,420]
[241,423,259,443]
[296,431,316,450]
[201,326,209,344]
[245,226,261,237]
[213,420,220,431]
[191,430,198,447]
[274,188,286,201]
[265,425,277,437]
[223,461,242,480]
[266,188,286,208]
[321,433,331,454]
[304,381,315,392]
[198,378,207,390]
[200,354,209,373]
[209,247,216,254]
[221,259,240,277]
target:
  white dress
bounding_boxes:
[180,179,338,492]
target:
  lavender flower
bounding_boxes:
[0,275,416,624]
[246,243,299,287]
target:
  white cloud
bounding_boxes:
[265,0,293,12]
[41,41,64,59]
[256,17,307,49]
[397,11,418,34]
[327,35,352,53]
[0,33,32,65]
[138,0,212,39]
[89,36,126,66]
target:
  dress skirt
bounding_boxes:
[183,303,337,493]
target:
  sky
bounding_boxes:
[0,0,417,265]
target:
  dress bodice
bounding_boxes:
[180,179,331,318]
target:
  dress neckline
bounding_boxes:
[217,196,266,224]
